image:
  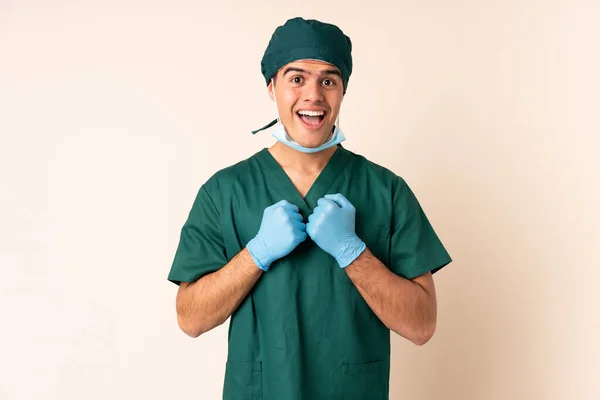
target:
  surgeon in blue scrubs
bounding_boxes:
[168,17,452,400]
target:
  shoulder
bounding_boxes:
[342,147,406,190]
[201,149,264,199]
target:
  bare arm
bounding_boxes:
[344,248,437,346]
[176,248,263,338]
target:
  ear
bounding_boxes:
[267,81,275,101]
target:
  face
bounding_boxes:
[268,59,344,149]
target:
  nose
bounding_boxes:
[302,79,324,103]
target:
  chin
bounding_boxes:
[293,124,334,142]
[290,132,331,148]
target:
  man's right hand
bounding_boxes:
[246,200,307,271]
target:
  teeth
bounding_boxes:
[298,110,325,117]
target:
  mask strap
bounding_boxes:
[271,78,282,125]
[251,119,277,134]
[250,79,280,135]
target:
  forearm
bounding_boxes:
[344,248,437,345]
[176,248,263,337]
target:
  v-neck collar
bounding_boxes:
[256,145,352,216]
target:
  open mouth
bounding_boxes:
[296,110,326,130]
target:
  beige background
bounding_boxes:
[1,0,599,399]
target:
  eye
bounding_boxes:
[322,78,336,87]
[291,76,304,84]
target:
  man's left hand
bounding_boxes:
[306,193,367,268]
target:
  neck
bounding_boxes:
[268,141,338,172]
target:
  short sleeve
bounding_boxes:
[389,177,452,280]
[167,184,227,285]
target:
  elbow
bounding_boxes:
[177,312,225,338]
[411,319,436,346]
[175,290,211,338]
[411,331,434,346]
[391,319,436,346]
[177,314,203,338]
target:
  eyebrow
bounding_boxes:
[282,67,341,78]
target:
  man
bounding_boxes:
[168,17,452,400]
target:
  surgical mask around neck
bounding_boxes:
[269,79,346,154]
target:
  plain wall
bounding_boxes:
[1,1,598,399]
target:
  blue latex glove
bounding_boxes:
[306,194,366,268]
[246,200,307,271]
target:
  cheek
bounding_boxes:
[280,91,299,110]
[328,99,343,119]
[326,91,343,108]
[277,92,291,114]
